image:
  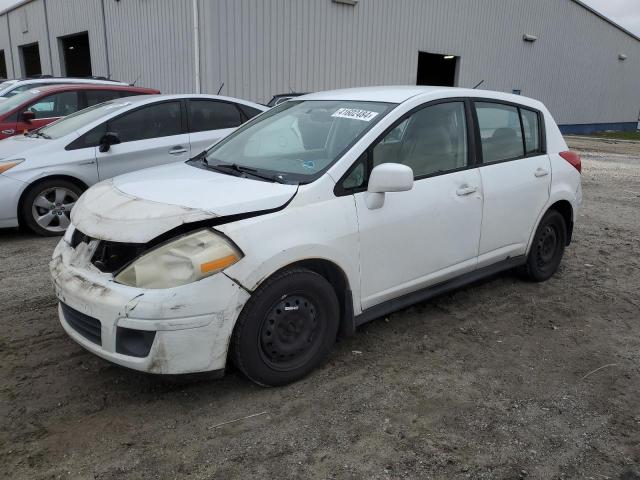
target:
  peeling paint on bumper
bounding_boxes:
[50,238,250,375]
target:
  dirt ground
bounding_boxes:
[1,137,639,480]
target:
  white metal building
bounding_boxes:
[0,0,638,133]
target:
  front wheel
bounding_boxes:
[520,209,567,282]
[21,179,83,236]
[230,268,339,386]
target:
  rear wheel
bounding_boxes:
[230,268,339,386]
[21,179,83,236]
[520,209,567,282]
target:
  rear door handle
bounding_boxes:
[456,185,478,196]
[169,146,188,155]
[535,168,549,177]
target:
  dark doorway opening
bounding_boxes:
[60,32,92,77]
[20,43,41,77]
[0,50,7,79]
[416,51,457,87]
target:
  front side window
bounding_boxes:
[204,100,394,183]
[108,101,181,142]
[475,102,524,163]
[188,100,242,132]
[27,91,79,118]
[373,101,468,178]
[45,100,132,141]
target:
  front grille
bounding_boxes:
[61,302,102,345]
[71,228,145,273]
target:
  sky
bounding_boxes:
[0,0,638,37]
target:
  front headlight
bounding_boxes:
[115,229,242,289]
[0,158,24,174]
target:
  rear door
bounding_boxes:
[17,90,80,133]
[186,99,244,153]
[96,100,190,180]
[473,101,551,266]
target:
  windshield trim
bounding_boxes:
[201,99,397,185]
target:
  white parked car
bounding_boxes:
[0,76,128,99]
[50,86,582,386]
[0,94,266,235]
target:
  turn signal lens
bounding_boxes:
[0,159,24,174]
[115,229,242,289]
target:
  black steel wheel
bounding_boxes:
[520,209,567,282]
[231,267,339,386]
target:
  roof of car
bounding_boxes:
[299,85,545,109]
[98,93,268,110]
[21,84,159,94]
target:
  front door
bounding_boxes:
[96,100,191,180]
[352,100,483,310]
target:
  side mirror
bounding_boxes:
[98,132,120,153]
[365,163,414,209]
[21,111,36,123]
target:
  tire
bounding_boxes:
[230,267,340,386]
[21,179,83,236]
[519,209,567,282]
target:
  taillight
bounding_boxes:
[559,151,581,173]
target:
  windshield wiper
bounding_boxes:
[208,162,288,184]
[26,130,51,139]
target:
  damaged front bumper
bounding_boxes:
[50,236,250,375]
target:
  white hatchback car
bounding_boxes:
[0,94,266,235]
[50,86,582,386]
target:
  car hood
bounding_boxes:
[0,134,49,160]
[71,162,298,243]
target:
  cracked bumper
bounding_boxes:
[50,237,251,374]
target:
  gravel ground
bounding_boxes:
[1,137,639,480]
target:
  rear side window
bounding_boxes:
[108,101,182,142]
[521,108,541,154]
[27,91,79,118]
[85,90,123,107]
[188,100,242,132]
[475,102,524,163]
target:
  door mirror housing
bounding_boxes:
[21,111,36,123]
[99,132,121,152]
[365,163,414,210]
[367,163,414,193]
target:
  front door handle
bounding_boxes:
[169,146,188,155]
[2,129,15,135]
[535,168,549,177]
[456,185,478,196]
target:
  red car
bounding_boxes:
[0,84,160,140]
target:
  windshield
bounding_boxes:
[0,81,17,94]
[38,99,133,139]
[0,89,42,116]
[204,100,394,183]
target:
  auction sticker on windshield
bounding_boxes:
[332,108,379,122]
